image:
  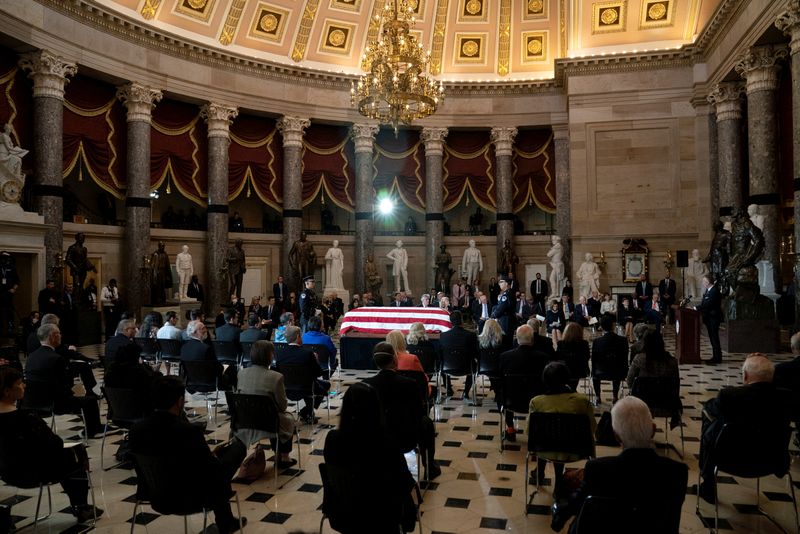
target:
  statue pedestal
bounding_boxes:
[143,300,200,329]
[75,310,102,346]
[757,260,778,299]
[323,288,349,306]
[722,319,780,354]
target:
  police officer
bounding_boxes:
[492,274,516,350]
[299,275,319,333]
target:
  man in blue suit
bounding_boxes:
[696,274,722,364]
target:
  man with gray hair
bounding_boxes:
[698,353,793,504]
[551,396,688,532]
[181,320,237,390]
[105,318,138,368]
[274,325,330,423]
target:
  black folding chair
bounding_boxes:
[305,343,336,379]
[212,340,241,367]
[630,376,684,457]
[157,339,183,376]
[276,363,329,428]
[499,372,542,451]
[134,337,159,367]
[477,346,501,399]
[239,342,254,368]
[572,496,638,533]
[100,387,151,470]
[180,360,220,422]
[440,347,477,405]
[20,379,57,431]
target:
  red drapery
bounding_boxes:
[443,130,495,211]
[229,115,282,209]
[151,99,208,205]
[373,128,426,212]
[513,129,556,213]
[0,50,33,171]
[302,123,355,211]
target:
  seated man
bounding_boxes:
[239,313,269,344]
[438,310,479,399]
[214,308,242,353]
[181,320,237,390]
[551,396,688,533]
[574,296,592,328]
[25,323,103,437]
[364,342,441,479]
[27,313,98,391]
[698,353,793,504]
[301,316,338,374]
[644,293,665,334]
[129,376,246,533]
[274,326,330,424]
[105,318,138,368]
[156,311,183,341]
[591,313,629,405]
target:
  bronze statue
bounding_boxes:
[65,233,96,307]
[289,232,316,284]
[435,244,453,289]
[704,220,730,291]
[724,207,764,296]
[150,241,173,305]
[226,239,247,298]
[364,253,383,296]
[498,239,519,278]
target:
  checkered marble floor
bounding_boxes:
[2,325,799,533]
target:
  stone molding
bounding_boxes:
[200,103,239,138]
[277,117,311,148]
[707,82,745,122]
[552,125,569,142]
[490,127,518,157]
[776,1,800,56]
[18,49,77,100]
[735,45,789,93]
[349,123,379,154]
[116,83,163,123]
[421,128,449,157]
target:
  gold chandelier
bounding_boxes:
[351,0,445,130]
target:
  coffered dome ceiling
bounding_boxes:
[98,0,721,81]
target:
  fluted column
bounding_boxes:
[736,45,788,293]
[491,127,517,274]
[201,103,239,314]
[350,123,379,294]
[277,117,311,291]
[116,83,162,315]
[553,125,572,277]
[707,82,745,218]
[18,50,76,283]
[777,0,800,328]
[421,127,448,290]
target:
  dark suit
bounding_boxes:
[363,370,430,456]
[186,281,204,301]
[556,448,688,534]
[275,344,330,417]
[272,282,288,306]
[239,327,268,343]
[180,338,235,389]
[438,325,479,394]
[591,331,629,402]
[491,289,516,348]
[774,356,800,423]
[215,323,242,352]
[59,290,79,345]
[515,299,533,323]
[696,283,722,362]
[644,299,664,333]
[37,287,60,316]
[530,278,549,314]
[634,280,653,304]
[105,333,135,367]
[498,344,550,426]
[658,277,677,322]
[574,303,592,327]
[546,308,565,333]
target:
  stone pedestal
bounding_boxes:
[76,310,102,346]
[142,301,198,329]
[757,260,778,298]
[722,319,780,354]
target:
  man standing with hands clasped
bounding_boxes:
[299,275,319,333]
[696,274,723,364]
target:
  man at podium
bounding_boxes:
[695,275,722,364]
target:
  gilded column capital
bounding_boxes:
[200,103,239,138]
[776,1,800,56]
[490,127,518,157]
[18,50,77,100]
[116,83,163,124]
[421,127,449,156]
[735,45,789,94]
[277,116,311,148]
[707,82,745,122]
[552,125,569,142]
[350,123,379,154]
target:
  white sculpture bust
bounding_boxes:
[576,252,601,298]
[175,245,194,300]
[461,239,483,285]
[325,240,345,290]
[387,239,410,293]
[748,204,765,232]
[547,235,564,299]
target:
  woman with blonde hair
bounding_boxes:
[556,321,590,392]
[477,318,504,399]
[478,318,503,350]
[406,322,429,346]
[439,296,451,311]
[385,330,427,381]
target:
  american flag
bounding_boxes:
[339,307,452,336]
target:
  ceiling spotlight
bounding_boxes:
[378,198,394,215]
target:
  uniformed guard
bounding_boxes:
[492,274,516,350]
[299,275,318,333]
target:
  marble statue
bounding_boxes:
[435,244,453,290]
[150,241,173,305]
[576,252,601,298]
[175,245,194,300]
[65,232,96,308]
[387,240,410,293]
[0,123,27,180]
[547,235,564,300]
[324,240,345,290]
[364,254,383,296]
[685,248,708,299]
[226,238,246,298]
[748,204,765,233]
[498,239,519,278]
[461,240,483,286]
[704,220,730,289]
[289,232,316,283]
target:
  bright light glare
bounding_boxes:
[378,198,394,215]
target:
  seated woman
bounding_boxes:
[386,330,429,385]
[556,322,590,392]
[236,341,296,468]
[405,322,436,370]
[478,318,504,395]
[599,293,617,316]
[323,382,417,533]
[349,294,362,311]
[529,361,596,499]
[617,297,636,342]
[0,367,103,525]
[546,300,566,343]
[626,332,679,387]
[138,311,162,339]
[273,312,294,343]
[439,296,451,312]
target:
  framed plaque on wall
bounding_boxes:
[621,238,649,283]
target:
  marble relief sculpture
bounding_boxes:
[576,252,601,298]
[387,240,410,293]
[0,124,26,180]
[175,245,194,300]
[461,240,483,286]
[685,248,708,299]
[324,240,345,290]
[547,235,564,300]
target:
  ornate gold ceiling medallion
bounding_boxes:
[454,33,486,63]
[320,20,356,54]
[249,4,289,42]
[174,0,215,22]
[639,0,674,29]
[458,0,487,22]
[522,31,548,62]
[524,0,548,20]
[329,0,363,13]
[592,0,627,33]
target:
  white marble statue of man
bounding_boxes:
[176,245,194,300]
[576,252,601,298]
[685,248,708,299]
[325,240,345,290]
[748,204,765,233]
[0,123,28,179]
[387,240,410,293]
[547,235,564,300]
[461,240,483,285]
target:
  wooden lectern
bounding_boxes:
[675,307,701,364]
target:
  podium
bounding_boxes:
[675,307,701,364]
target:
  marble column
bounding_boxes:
[707,108,720,229]
[736,44,788,293]
[421,127,448,290]
[18,50,76,283]
[777,0,800,328]
[116,83,162,315]
[706,82,745,218]
[350,123,379,294]
[491,127,517,275]
[277,117,311,291]
[553,125,572,277]
[201,103,239,315]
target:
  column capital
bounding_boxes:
[707,82,745,122]
[490,127,518,157]
[350,123,380,154]
[776,1,800,56]
[277,116,311,148]
[116,83,163,124]
[18,50,77,100]
[421,127,448,156]
[735,45,788,93]
[552,125,569,142]
[201,103,238,138]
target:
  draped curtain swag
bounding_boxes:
[229,114,282,208]
[302,123,355,211]
[443,130,496,211]
[373,128,426,212]
[513,129,556,214]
